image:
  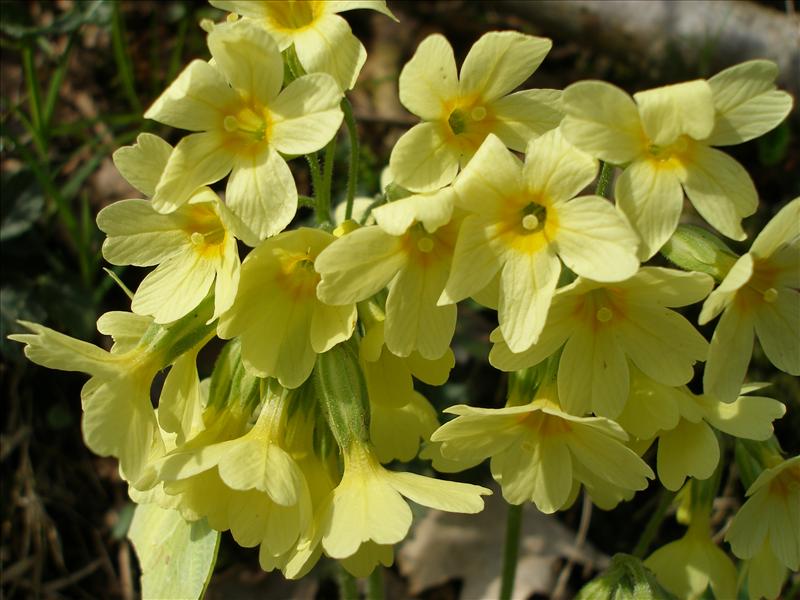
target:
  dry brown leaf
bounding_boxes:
[398,486,609,600]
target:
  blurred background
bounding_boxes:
[1,1,798,598]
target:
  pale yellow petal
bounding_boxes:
[567,423,654,490]
[310,302,357,354]
[211,235,241,320]
[223,148,296,246]
[158,350,204,445]
[372,187,455,236]
[703,305,755,403]
[707,60,794,146]
[750,197,800,259]
[144,60,235,131]
[489,299,573,372]
[558,326,629,418]
[339,542,393,578]
[699,254,753,324]
[132,251,216,323]
[385,260,456,359]
[554,196,640,281]
[459,31,551,103]
[746,540,788,600]
[618,267,714,308]
[726,489,770,559]
[489,89,562,151]
[618,304,708,387]
[97,199,186,266]
[389,122,461,193]
[112,133,173,197]
[398,33,458,120]
[293,14,365,90]
[617,368,682,440]
[452,133,524,216]
[560,81,645,164]
[315,226,406,305]
[522,128,597,203]
[499,247,560,353]
[439,216,505,304]
[616,158,684,260]
[385,470,489,513]
[151,131,235,214]
[269,73,344,154]
[680,143,757,241]
[633,80,714,145]
[754,288,800,375]
[657,419,719,490]
[207,18,282,105]
[702,394,785,440]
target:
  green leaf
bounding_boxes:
[0,170,44,241]
[128,503,220,600]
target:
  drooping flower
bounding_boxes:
[700,197,800,402]
[217,227,357,388]
[560,62,792,258]
[316,186,460,359]
[441,129,640,353]
[490,268,710,417]
[144,18,343,245]
[318,441,490,560]
[617,374,785,491]
[210,1,396,90]
[725,455,800,599]
[157,379,313,558]
[98,133,240,324]
[9,304,217,485]
[389,31,562,192]
[358,314,452,462]
[430,383,654,513]
[645,514,737,600]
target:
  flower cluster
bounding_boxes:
[9,1,798,597]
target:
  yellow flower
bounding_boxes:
[561,62,792,258]
[389,31,561,192]
[217,227,357,388]
[358,316,452,462]
[617,375,785,491]
[726,455,800,598]
[316,187,460,359]
[700,197,800,403]
[441,129,639,353]
[98,134,240,324]
[210,1,396,90]
[645,515,737,600]
[431,384,654,513]
[9,305,216,485]
[145,18,343,245]
[490,268,711,417]
[157,380,313,558]
[318,441,490,561]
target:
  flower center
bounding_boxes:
[223,107,269,143]
[266,1,321,31]
[762,287,778,303]
[521,202,547,233]
[447,108,467,135]
[596,307,613,322]
[417,237,434,253]
[647,136,689,162]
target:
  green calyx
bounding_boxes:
[660,225,739,281]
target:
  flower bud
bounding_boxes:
[660,225,738,281]
[575,554,676,600]
[313,339,370,450]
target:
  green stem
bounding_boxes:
[341,97,360,220]
[595,161,614,199]
[499,502,523,600]
[318,134,337,224]
[632,489,676,558]
[367,567,384,600]
[21,45,46,156]
[337,564,359,600]
[306,152,323,205]
[111,1,141,113]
